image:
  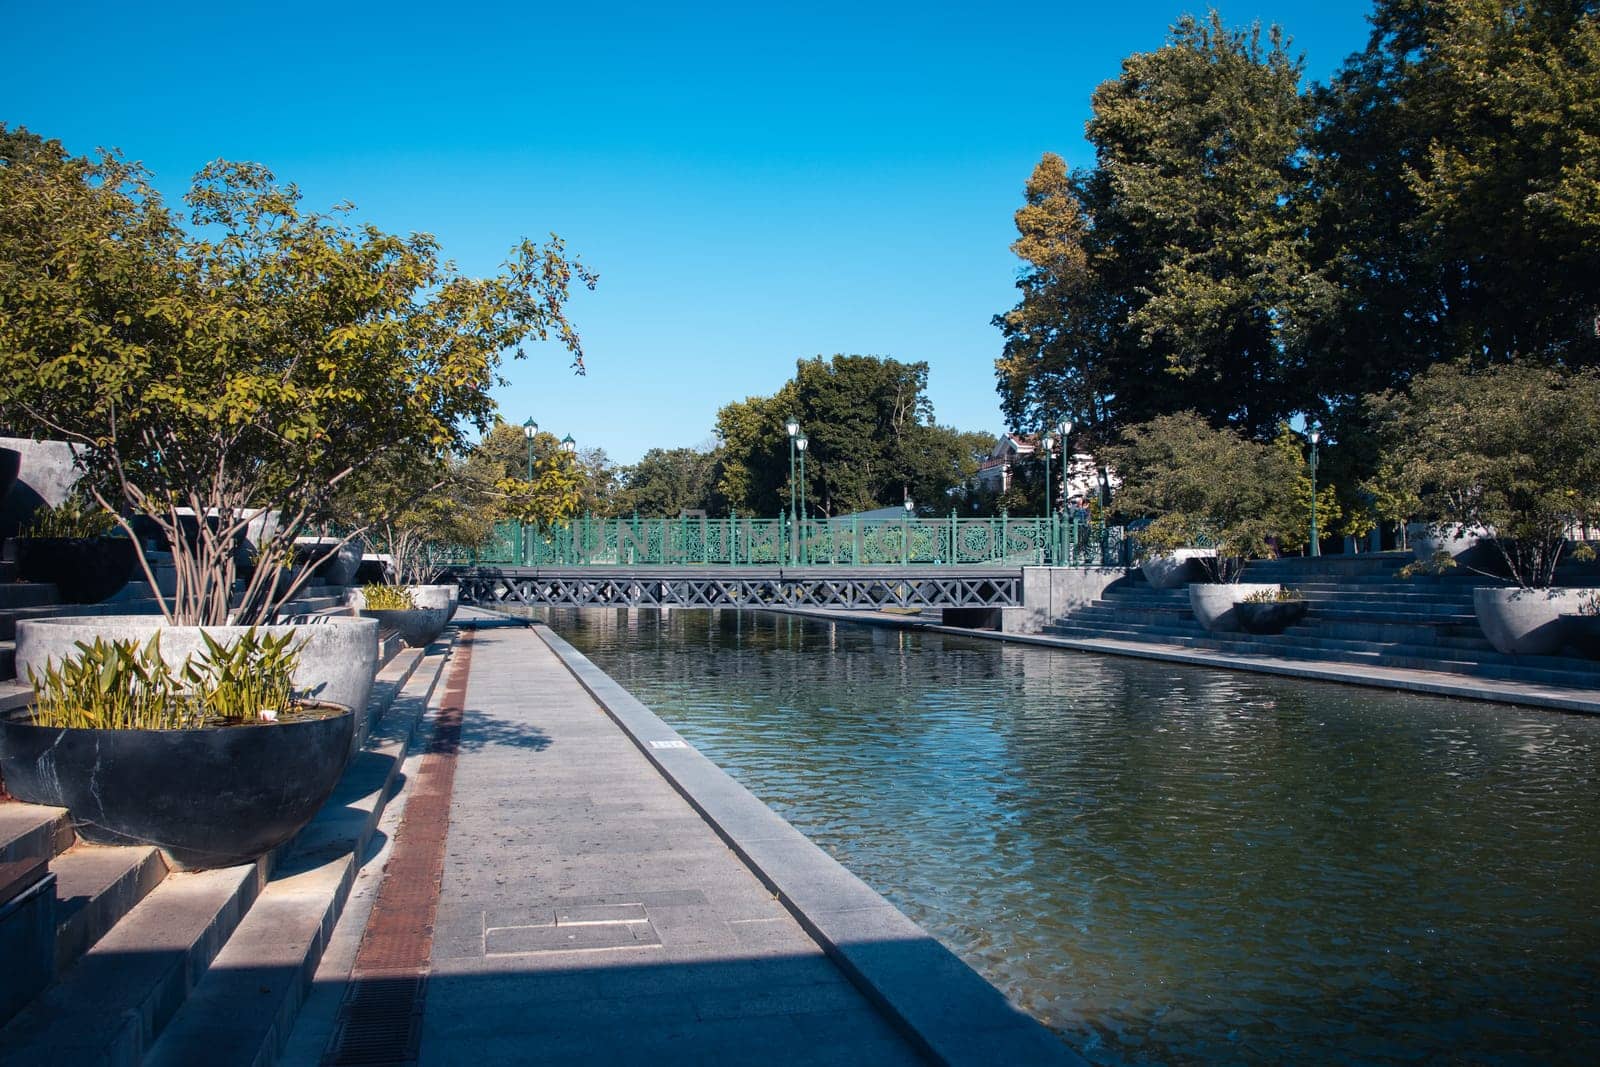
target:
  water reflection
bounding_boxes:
[529,607,1600,1065]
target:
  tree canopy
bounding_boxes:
[0,128,595,622]
[715,355,985,517]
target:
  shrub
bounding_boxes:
[360,584,416,611]
[27,629,306,730]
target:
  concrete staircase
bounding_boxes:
[0,625,452,1064]
[1044,552,1600,689]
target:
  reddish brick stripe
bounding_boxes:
[349,629,472,978]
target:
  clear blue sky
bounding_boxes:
[4,1,1374,464]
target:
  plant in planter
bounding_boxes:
[350,583,448,649]
[1366,362,1600,654]
[0,630,352,869]
[1235,586,1309,634]
[1103,413,1299,631]
[4,493,137,603]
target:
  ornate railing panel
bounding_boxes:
[443,515,1128,569]
[455,569,1023,608]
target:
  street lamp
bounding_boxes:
[1308,427,1321,557]
[522,418,538,481]
[1057,420,1073,518]
[903,496,915,515]
[795,435,809,564]
[561,433,577,455]
[785,417,801,563]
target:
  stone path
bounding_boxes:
[416,619,927,1065]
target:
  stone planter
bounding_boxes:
[296,537,362,587]
[1189,583,1281,633]
[0,447,18,505]
[1408,523,1497,570]
[1235,598,1309,635]
[1560,614,1600,659]
[1140,548,1217,590]
[14,616,379,742]
[0,703,352,870]
[6,535,136,603]
[1473,587,1589,656]
[0,437,85,542]
[358,605,448,649]
[407,584,459,621]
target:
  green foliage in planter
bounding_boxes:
[1367,363,1600,588]
[1104,412,1299,582]
[21,494,117,539]
[26,629,306,730]
[1241,586,1303,603]
[361,584,416,611]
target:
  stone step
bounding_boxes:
[51,844,169,974]
[0,856,272,1064]
[0,630,447,1062]
[1047,623,1600,689]
[146,643,450,1067]
[0,805,72,867]
[0,586,58,611]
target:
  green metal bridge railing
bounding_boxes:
[440,514,1128,569]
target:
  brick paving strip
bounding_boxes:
[322,630,474,1065]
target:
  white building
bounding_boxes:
[974,433,1111,508]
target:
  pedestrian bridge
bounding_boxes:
[447,565,1023,608]
[438,514,1127,608]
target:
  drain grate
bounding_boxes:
[323,631,474,1066]
[324,976,426,1066]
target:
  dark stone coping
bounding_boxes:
[523,620,1083,1067]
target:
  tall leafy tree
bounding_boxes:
[1305,0,1600,424]
[617,447,723,516]
[997,14,1315,443]
[715,355,980,516]
[0,126,596,627]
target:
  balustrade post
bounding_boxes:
[1000,510,1008,564]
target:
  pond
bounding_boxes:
[530,607,1600,1064]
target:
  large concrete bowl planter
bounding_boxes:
[1235,598,1309,635]
[7,535,136,603]
[407,584,459,621]
[0,447,18,503]
[296,537,361,587]
[1472,587,1589,656]
[1559,613,1600,659]
[1139,548,1217,590]
[1408,523,1497,570]
[0,704,353,870]
[1189,583,1281,633]
[13,616,379,733]
[359,606,448,648]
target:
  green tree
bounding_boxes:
[617,447,723,515]
[468,421,586,525]
[1267,423,1342,554]
[997,14,1316,444]
[0,135,594,623]
[1367,362,1600,587]
[1304,0,1600,421]
[1103,412,1299,581]
[715,355,971,516]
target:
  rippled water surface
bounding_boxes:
[532,608,1600,1064]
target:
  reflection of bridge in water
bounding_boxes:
[440,515,1127,608]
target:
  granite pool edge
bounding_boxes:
[766,607,1600,717]
[523,619,1084,1067]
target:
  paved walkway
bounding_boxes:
[418,620,927,1065]
[772,607,1600,716]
